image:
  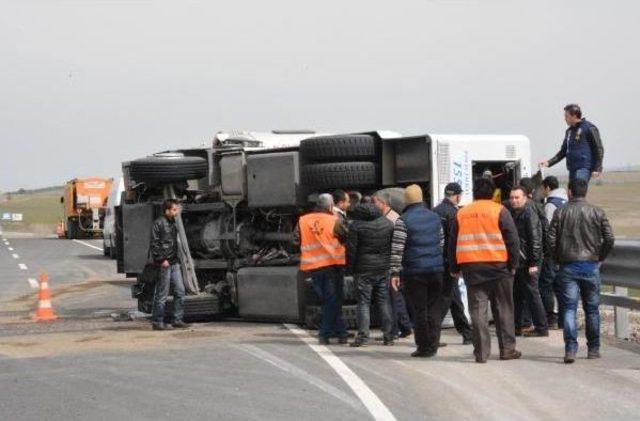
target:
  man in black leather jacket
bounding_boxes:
[548,178,614,363]
[347,203,395,347]
[149,199,190,331]
[508,186,549,337]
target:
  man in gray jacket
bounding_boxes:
[540,176,568,328]
[548,178,614,363]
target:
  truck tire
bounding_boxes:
[301,162,378,190]
[300,135,378,162]
[164,294,221,322]
[129,156,208,183]
[304,304,358,330]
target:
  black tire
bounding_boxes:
[66,220,77,239]
[164,294,221,322]
[301,162,378,190]
[304,304,358,330]
[300,135,378,162]
[103,246,110,257]
[129,156,208,183]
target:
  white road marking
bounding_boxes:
[235,343,364,412]
[284,324,397,421]
[18,263,28,270]
[28,278,39,288]
[72,239,103,252]
[8,247,14,251]
[12,253,19,259]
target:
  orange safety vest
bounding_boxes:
[299,211,346,272]
[456,200,508,264]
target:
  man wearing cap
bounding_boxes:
[390,185,445,357]
[433,183,473,345]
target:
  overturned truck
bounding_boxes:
[116,130,531,325]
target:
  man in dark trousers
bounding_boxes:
[432,183,473,345]
[297,193,349,345]
[390,185,444,358]
[508,186,548,337]
[150,199,191,331]
[548,178,614,363]
[539,104,604,182]
[347,203,395,347]
[449,178,521,363]
[373,191,412,338]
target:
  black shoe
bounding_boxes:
[411,348,437,358]
[500,350,522,361]
[172,321,191,329]
[438,342,448,348]
[523,329,549,338]
[463,337,473,345]
[319,336,330,345]
[152,322,172,331]
[398,330,413,339]
[383,338,395,346]
[338,336,349,345]
[587,350,601,359]
[350,339,368,348]
[475,358,487,364]
[564,352,576,364]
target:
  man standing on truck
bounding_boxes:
[347,203,395,347]
[548,178,614,363]
[298,193,349,345]
[433,183,473,345]
[508,186,548,337]
[390,185,444,358]
[373,192,413,339]
[449,178,522,363]
[150,199,191,331]
[539,104,604,182]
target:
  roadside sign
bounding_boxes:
[1,212,11,221]
[12,213,23,222]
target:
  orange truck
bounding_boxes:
[58,177,113,239]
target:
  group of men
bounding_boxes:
[299,104,614,363]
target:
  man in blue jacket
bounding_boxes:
[539,104,604,182]
[390,185,444,358]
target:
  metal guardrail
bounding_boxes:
[600,242,640,339]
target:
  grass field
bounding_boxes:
[588,182,640,237]
[0,189,63,234]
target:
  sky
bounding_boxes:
[1,0,639,191]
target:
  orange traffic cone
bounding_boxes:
[33,272,57,322]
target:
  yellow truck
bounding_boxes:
[59,177,113,239]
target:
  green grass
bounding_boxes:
[0,190,63,233]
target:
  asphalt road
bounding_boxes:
[1,232,640,421]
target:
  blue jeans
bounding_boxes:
[569,168,591,183]
[152,263,185,324]
[312,266,348,339]
[355,274,393,341]
[557,265,601,354]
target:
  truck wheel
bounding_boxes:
[304,304,358,330]
[129,155,208,183]
[164,294,221,322]
[301,162,378,189]
[300,135,378,162]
